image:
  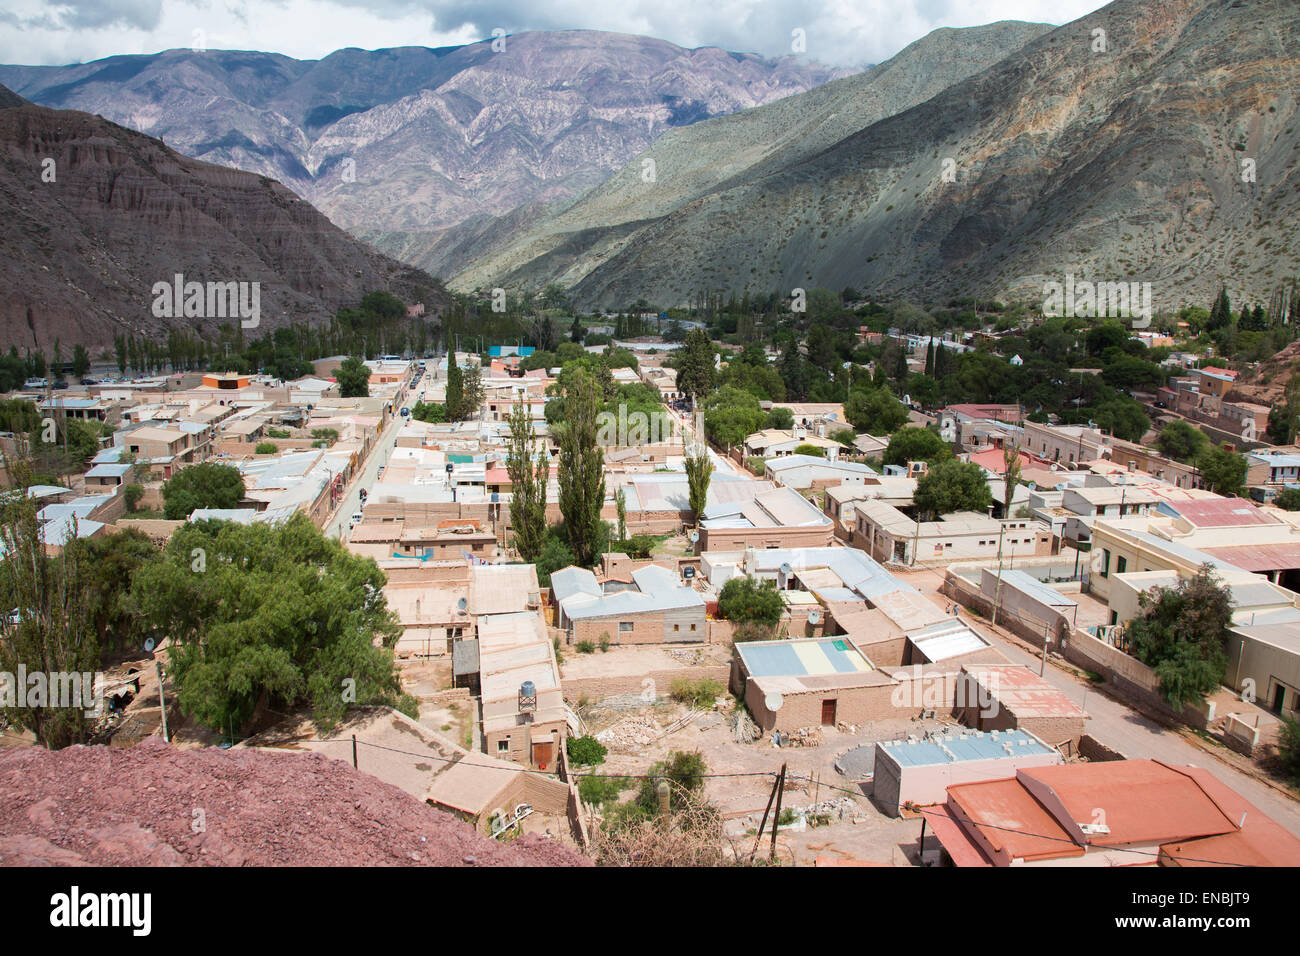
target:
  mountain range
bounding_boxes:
[0,85,445,350]
[447,0,1300,312]
[0,32,849,246]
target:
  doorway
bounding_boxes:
[531,740,553,769]
[821,699,837,727]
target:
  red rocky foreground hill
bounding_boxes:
[0,738,588,867]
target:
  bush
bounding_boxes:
[161,461,246,520]
[579,774,629,806]
[670,678,723,709]
[254,441,277,454]
[310,427,339,441]
[267,427,290,439]
[123,483,144,513]
[717,577,784,625]
[576,639,596,654]
[566,734,608,766]
[599,634,611,652]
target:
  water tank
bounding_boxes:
[520,680,536,698]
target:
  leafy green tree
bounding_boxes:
[161,462,246,520]
[845,387,908,434]
[1126,565,1232,710]
[557,370,606,567]
[459,361,484,421]
[1090,395,1149,443]
[123,484,145,513]
[883,426,951,468]
[702,387,765,447]
[1154,420,1210,464]
[82,527,157,658]
[0,491,99,748]
[71,344,91,380]
[1197,445,1248,496]
[506,401,549,562]
[1273,488,1300,511]
[535,532,578,587]
[1209,286,1232,331]
[684,445,713,526]
[793,443,825,458]
[765,407,795,430]
[717,577,783,626]
[913,459,993,519]
[676,328,716,404]
[445,353,464,421]
[335,355,371,398]
[570,314,584,343]
[567,735,607,766]
[615,486,628,541]
[129,514,406,733]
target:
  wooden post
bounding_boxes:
[751,770,780,862]
[352,734,358,769]
[155,661,169,744]
[770,762,787,863]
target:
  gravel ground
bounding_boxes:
[0,739,589,867]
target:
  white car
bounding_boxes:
[350,512,364,527]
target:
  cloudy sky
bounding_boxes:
[0,0,1110,68]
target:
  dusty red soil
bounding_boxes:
[0,739,588,867]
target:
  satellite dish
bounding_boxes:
[808,610,820,625]
[764,692,784,712]
[144,637,155,653]
[456,597,467,612]
[689,531,699,543]
[779,562,792,576]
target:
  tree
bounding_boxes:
[335,355,370,398]
[82,527,157,659]
[161,462,246,520]
[883,426,951,468]
[793,443,825,458]
[531,313,559,353]
[1126,565,1232,710]
[557,369,606,567]
[506,401,549,561]
[123,484,145,513]
[459,361,484,421]
[0,491,99,748]
[130,513,407,733]
[845,387,908,434]
[615,486,627,541]
[71,344,91,380]
[1209,286,1232,331]
[779,338,808,402]
[1197,445,1248,497]
[570,314,584,344]
[676,329,716,404]
[717,577,783,626]
[1155,420,1211,464]
[765,407,795,430]
[684,444,713,527]
[913,459,992,519]
[1273,488,1300,511]
[1002,444,1022,518]
[445,353,464,421]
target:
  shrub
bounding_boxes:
[717,577,784,625]
[123,483,144,513]
[566,734,608,766]
[254,441,277,454]
[670,678,723,709]
[599,634,611,652]
[310,427,339,441]
[579,774,629,806]
[267,427,290,439]
[576,639,596,654]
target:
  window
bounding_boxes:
[673,624,680,632]
[1116,556,1127,574]
[497,739,510,752]
[619,622,633,632]
[1101,549,1111,576]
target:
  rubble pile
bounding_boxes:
[595,715,662,751]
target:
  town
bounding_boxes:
[4,281,1300,874]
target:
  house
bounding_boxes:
[551,564,706,646]
[698,486,836,551]
[954,665,1089,748]
[742,428,842,459]
[872,728,1062,817]
[854,500,1052,566]
[763,454,877,491]
[930,759,1300,867]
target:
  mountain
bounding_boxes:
[449,20,1054,293]
[452,0,1300,313]
[0,32,851,250]
[0,88,445,350]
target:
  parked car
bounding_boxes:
[350,512,363,527]
[51,380,69,390]
[80,377,98,385]
[400,407,410,416]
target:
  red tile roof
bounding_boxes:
[1170,498,1278,528]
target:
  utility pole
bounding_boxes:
[770,762,787,863]
[1041,620,1050,676]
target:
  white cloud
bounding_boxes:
[0,0,1111,67]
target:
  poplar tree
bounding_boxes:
[557,369,606,567]
[506,402,549,561]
